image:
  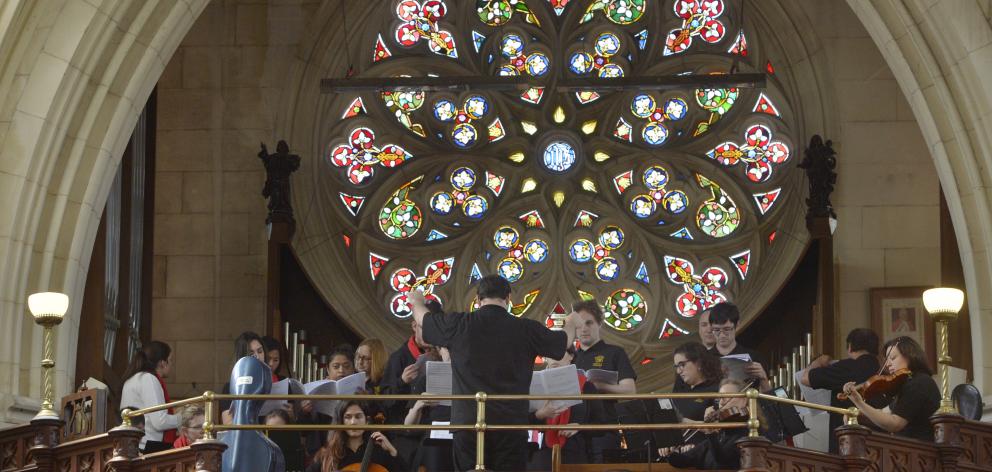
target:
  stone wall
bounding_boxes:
[148,0,942,394]
[152,0,319,396]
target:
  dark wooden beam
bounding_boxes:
[320,73,766,93]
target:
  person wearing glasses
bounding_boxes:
[671,342,724,425]
[705,303,772,393]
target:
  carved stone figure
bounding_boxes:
[258,141,300,224]
[799,135,838,222]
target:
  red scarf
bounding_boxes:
[544,375,586,447]
[407,336,423,359]
[156,374,178,443]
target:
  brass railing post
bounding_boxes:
[746,388,759,438]
[475,391,487,470]
[203,391,216,440]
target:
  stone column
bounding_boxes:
[932,413,965,472]
[191,438,228,472]
[835,424,873,471]
[27,417,62,471]
[736,436,771,472]
[105,425,144,472]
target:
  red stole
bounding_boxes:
[156,374,178,443]
[544,375,586,447]
[407,336,423,360]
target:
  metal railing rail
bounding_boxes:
[120,389,859,470]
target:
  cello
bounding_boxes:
[341,412,389,472]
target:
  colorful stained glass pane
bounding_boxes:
[342,234,352,248]
[635,29,649,50]
[766,60,775,74]
[595,257,620,281]
[394,0,458,58]
[581,0,646,25]
[519,210,545,228]
[662,191,687,214]
[469,263,483,283]
[472,30,487,52]
[543,141,577,173]
[707,124,791,183]
[768,230,777,245]
[695,174,740,238]
[549,0,570,15]
[369,252,389,280]
[635,261,650,285]
[614,117,633,142]
[379,177,423,239]
[521,87,545,104]
[451,167,476,189]
[373,34,392,62]
[613,170,634,194]
[328,127,413,185]
[574,210,599,227]
[729,249,751,279]
[342,97,366,119]
[664,255,728,318]
[452,123,477,147]
[693,85,739,136]
[465,95,489,118]
[752,93,781,117]
[728,30,747,56]
[426,229,449,241]
[510,289,541,316]
[599,63,624,78]
[434,100,457,122]
[494,226,520,249]
[477,0,540,26]
[339,192,366,216]
[524,239,549,263]
[663,0,726,55]
[485,172,505,196]
[604,288,646,330]
[630,195,656,219]
[595,33,622,55]
[599,225,624,249]
[488,118,506,142]
[576,91,600,104]
[753,188,781,215]
[659,318,689,339]
[498,257,524,282]
[569,52,594,75]
[670,227,692,239]
[463,195,488,219]
[569,239,594,263]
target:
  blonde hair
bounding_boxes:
[180,404,204,434]
[357,338,387,384]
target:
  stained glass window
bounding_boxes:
[314,0,807,389]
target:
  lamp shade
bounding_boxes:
[27,292,69,319]
[922,288,965,314]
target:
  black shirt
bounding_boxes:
[380,340,420,424]
[708,343,768,389]
[422,304,567,425]
[889,371,940,442]
[305,438,408,472]
[573,340,637,382]
[672,379,719,422]
[808,354,883,452]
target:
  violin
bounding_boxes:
[837,368,911,401]
[704,405,748,423]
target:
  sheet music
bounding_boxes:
[304,372,367,417]
[426,361,453,406]
[259,378,304,417]
[529,365,582,412]
[658,398,674,410]
[429,421,453,440]
[794,370,830,416]
[580,368,619,385]
[720,357,751,383]
[722,353,752,362]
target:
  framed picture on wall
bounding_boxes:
[870,286,936,370]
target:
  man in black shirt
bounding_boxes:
[705,303,772,393]
[570,300,637,462]
[410,276,576,471]
[801,328,883,452]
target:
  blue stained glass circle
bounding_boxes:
[595,257,620,281]
[450,167,477,190]
[430,191,454,215]
[494,226,520,250]
[642,122,669,145]
[452,123,477,147]
[542,141,577,173]
[462,195,488,219]
[464,95,489,119]
[643,166,669,189]
[595,33,621,56]
[500,34,524,58]
[433,100,456,122]
[598,63,624,78]
[524,239,549,263]
[663,190,689,214]
[630,195,656,219]
[526,53,550,77]
[664,98,689,121]
[599,225,625,249]
[569,239,594,263]
[497,258,524,283]
[498,65,519,76]
[631,94,656,118]
[569,52,594,75]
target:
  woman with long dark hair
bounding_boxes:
[262,335,292,381]
[307,401,406,472]
[671,342,723,421]
[221,331,265,422]
[843,336,940,441]
[120,341,180,453]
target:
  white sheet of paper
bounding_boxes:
[529,365,582,412]
[426,361,453,406]
[658,398,674,410]
[259,378,305,416]
[722,353,752,362]
[794,370,830,416]
[429,421,453,440]
[581,368,619,385]
[304,372,367,417]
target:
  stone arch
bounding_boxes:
[0,0,207,422]
[847,0,992,391]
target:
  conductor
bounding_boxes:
[409,275,577,471]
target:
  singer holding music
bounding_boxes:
[841,336,941,442]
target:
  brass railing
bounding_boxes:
[120,389,859,470]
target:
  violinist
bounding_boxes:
[842,336,941,442]
[660,378,760,469]
[671,342,723,430]
[801,328,885,453]
[308,400,406,472]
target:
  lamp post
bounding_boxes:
[27,292,69,420]
[922,287,965,414]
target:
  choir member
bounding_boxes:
[326,344,357,381]
[356,338,388,394]
[698,309,717,351]
[221,331,266,419]
[706,303,772,393]
[121,341,180,454]
[262,335,292,381]
[381,316,430,424]
[172,405,204,448]
[307,401,407,472]
[404,347,454,472]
